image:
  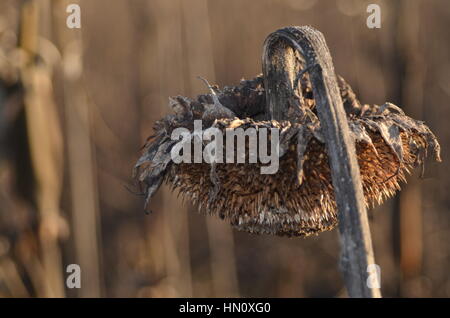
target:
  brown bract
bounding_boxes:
[134,74,441,237]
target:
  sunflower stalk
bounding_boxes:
[262,26,381,298]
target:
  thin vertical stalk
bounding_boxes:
[180,0,239,297]
[397,0,425,287]
[52,0,102,297]
[19,0,65,297]
[146,0,193,297]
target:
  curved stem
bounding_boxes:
[262,31,305,121]
[262,26,381,298]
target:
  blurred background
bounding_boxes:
[0,0,449,298]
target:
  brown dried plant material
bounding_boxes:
[134,74,441,237]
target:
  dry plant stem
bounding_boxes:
[52,0,102,297]
[181,0,240,297]
[19,0,65,297]
[262,26,381,298]
[149,0,193,296]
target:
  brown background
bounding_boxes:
[0,0,449,297]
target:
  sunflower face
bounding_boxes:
[134,71,441,237]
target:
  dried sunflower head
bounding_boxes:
[134,72,440,237]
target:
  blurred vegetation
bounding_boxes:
[0,0,449,297]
